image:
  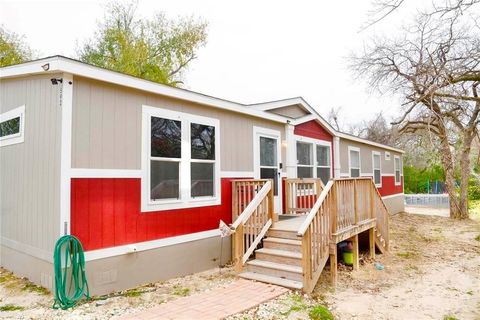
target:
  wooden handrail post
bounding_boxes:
[232,181,238,221]
[369,180,375,219]
[302,230,312,291]
[315,179,322,199]
[353,179,358,225]
[331,181,337,234]
[268,179,276,222]
[234,223,244,273]
[285,179,291,215]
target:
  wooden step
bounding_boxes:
[246,260,303,282]
[255,248,302,266]
[267,229,299,240]
[263,237,302,252]
[239,271,303,290]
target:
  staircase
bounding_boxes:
[231,177,390,293]
[239,227,303,289]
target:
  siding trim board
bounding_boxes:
[60,73,73,236]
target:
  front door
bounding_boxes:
[254,127,282,213]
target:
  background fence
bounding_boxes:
[404,194,450,208]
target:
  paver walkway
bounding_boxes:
[119,279,289,320]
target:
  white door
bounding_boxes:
[254,127,282,213]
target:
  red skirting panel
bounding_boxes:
[71,178,236,251]
[377,176,403,197]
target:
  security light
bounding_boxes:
[41,63,50,71]
[50,78,63,85]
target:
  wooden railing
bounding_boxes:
[297,178,390,292]
[372,185,390,251]
[285,178,323,215]
[232,179,269,221]
[231,180,274,272]
[297,180,334,293]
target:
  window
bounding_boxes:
[385,151,391,161]
[142,106,220,211]
[296,141,313,178]
[394,155,401,185]
[372,151,381,186]
[316,145,331,185]
[349,147,361,178]
[0,105,25,147]
[295,138,332,185]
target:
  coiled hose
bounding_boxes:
[52,235,90,310]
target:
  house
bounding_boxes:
[0,56,404,295]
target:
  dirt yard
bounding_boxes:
[0,212,479,319]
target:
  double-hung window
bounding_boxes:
[394,155,401,185]
[0,105,25,147]
[372,151,381,186]
[316,145,331,185]
[296,141,313,178]
[349,147,361,178]
[143,106,220,211]
[296,139,332,185]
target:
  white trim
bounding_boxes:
[348,146,361,178]
[381,193,404,200]
[285,124,297,179]
[141,105,221,212]
[220,171,254,178]
[84,229,221,261]
[70,168,142,178]
[253,126,283,213]
[394,155,402,186]
[0,105,25,147]
[340,173,350,178]
[372,151,382,187]
[382,173,396,177]
[59,73,73,236]
[338,133,404,153]
[333,136,341,178]
[0,56,288,124]
[1,237,53,263]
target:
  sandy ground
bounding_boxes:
[0,212,479,319]
[405,205,450,217]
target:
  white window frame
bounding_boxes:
[394,155,402,186]
[294,135,333,183]
[141,105,221,212]
[348,146,361,178]
[372,151,382,187]
[384,151,391,161]
[0,105,25,147]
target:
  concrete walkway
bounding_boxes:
[119,279,289,320]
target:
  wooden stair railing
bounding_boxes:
[231,180,274,272]
[232,179,269,222]
[297,180,334,293]
[285,178,323,215]
[371,182,390,252]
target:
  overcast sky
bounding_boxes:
[0,0,426,125]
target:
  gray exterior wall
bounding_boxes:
[0,74,62,255]
[86,235,230,295]
[72,76,286,172]
[338,137,403,176]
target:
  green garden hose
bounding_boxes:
[52,235,90,310]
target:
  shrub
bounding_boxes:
[309,305,334,320]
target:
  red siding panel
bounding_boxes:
[294,120,333,142]
[71,178,236,251]
[377,176,404,197]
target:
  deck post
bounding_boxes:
[329,244,337,287]
[267,180,277,222]
[331,182,337,234]
[351,234,359,270]
[353,180,358,224]
[302,230,312,291]
[234,224,244,273]
[369,227,375,259]
[369,179,375,219]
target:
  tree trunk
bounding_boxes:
[456,133,474,219]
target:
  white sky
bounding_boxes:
[0,0,426,124]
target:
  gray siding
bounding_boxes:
[339,138,402,175]
[72,77,286,172]
[0,75,62,253]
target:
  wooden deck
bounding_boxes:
[231,178,390,293]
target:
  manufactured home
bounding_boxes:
[0,56,404,294]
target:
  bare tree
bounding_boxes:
[351,13,480,219]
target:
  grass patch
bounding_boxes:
[0,304,26,312]
[280,294,308,316]
[123,289,144,297]
[396,251,417,259]
[443,315,458,320]
[0,272,16,284]
[22,282,50,295]
[309,305,334,320]
[171,285,190,297]
[475,234,480,242]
